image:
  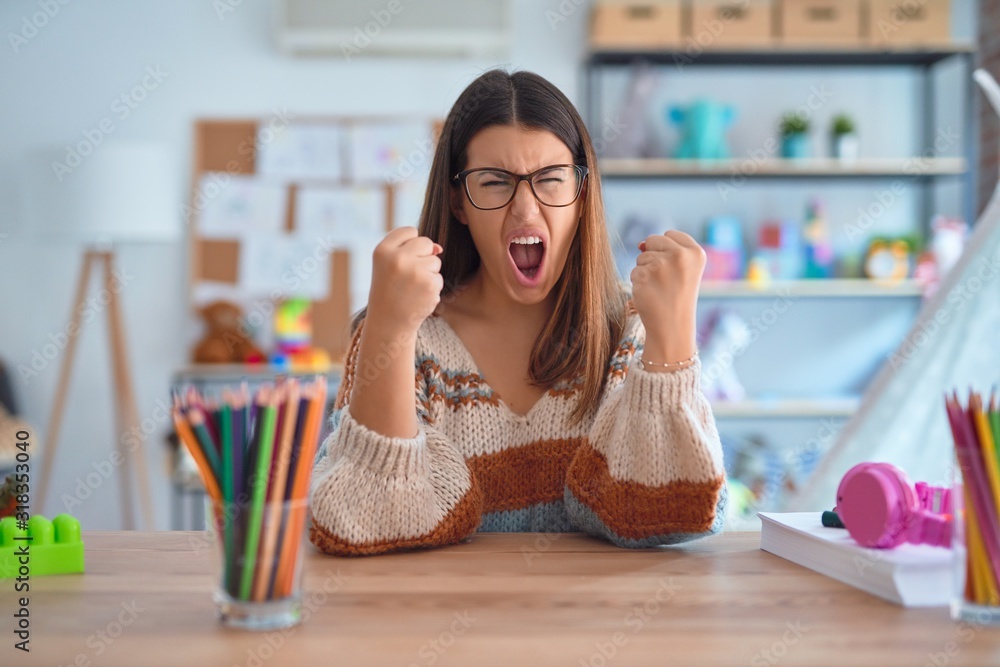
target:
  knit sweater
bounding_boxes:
[308,307,727,556]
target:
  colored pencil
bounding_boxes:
[253,380,301,602]
[239,388,278,601]
[947,390,1000,607]
[172,405,222,503]
[173,377,325,604]
[188,408,221,479]
[220,396,235,595]
[275,378,326,597]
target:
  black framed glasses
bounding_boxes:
[452,164,589,210]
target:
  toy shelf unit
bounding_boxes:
[582,43,978,520]
[584,46,978,231]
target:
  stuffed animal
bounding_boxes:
[668,99,736,160]
[192,300,265,364]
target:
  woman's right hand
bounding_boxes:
[366,227,444,338]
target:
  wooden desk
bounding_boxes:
[11,531,1000,666]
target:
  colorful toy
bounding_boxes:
[703,216,745,281]
[271,298,331,372]
[669,99,736,161]
[0,514,84,578]
[193,301,265,364]
[802,199,835,279]
[756,220,802,280]
[746,256,772,286]
[864,238,914,282]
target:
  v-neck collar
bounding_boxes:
[430,314,551,423]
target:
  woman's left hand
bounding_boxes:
[630,230,706,364]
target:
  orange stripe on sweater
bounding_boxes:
[468,438,583,513]
[566,444,723,539]
[308,474,483,557]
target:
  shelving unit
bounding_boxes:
[601,157,967,180]
[699,278,924,298]
[583,43,978,513]
[585,45,978,227]
[710,397,860,419]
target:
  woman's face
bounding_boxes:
[451,125,584,306]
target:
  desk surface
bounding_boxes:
[9,531,1000,666]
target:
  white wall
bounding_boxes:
[0,0,589,529]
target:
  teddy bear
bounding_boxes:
[192,300,265,364]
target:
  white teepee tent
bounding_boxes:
[788,70,1000,510]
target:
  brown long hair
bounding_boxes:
[357,69,628,427]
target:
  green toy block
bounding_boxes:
[0,514,85,578]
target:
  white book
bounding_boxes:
[758,512,952,607]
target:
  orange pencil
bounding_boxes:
[275,378,326,596]
[252,380,301,601]
[172,404,222,503]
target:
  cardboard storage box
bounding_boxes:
[689,1,775,47]
[778,0,864,46]
[590,1,684,49]
[868,0,951,46]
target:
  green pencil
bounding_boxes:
[220,398,235,595]
[239,388,277,600]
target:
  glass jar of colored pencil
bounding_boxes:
[172,377,327,631]
[946,389,1000,625]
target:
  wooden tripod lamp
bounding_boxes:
[25,143,177,529]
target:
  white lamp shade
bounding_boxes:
[22,142,179,243]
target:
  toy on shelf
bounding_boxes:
[698,308,749,403]
[703,216,745,281]
[746,256,772,287]
[723,434,800,513]
[864,237,914,283]
[915,216,968,296]
[756,220,802,280]
[802,199,835,279]
[668,99,736,161]
[271,297,331,372]
[193,301,265,365]
[0,514,85,577]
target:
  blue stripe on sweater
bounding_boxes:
[563,482,728,548]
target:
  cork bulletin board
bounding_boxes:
[188,116,441,361]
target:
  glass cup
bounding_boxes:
[206,496,309,631]
[951,456,1000,625]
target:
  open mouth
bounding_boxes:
[508,235,545,283]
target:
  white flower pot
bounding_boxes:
[832,133,860,163]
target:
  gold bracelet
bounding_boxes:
[639,351,698,372]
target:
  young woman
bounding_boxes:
[308,69,726,556]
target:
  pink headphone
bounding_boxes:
[835,462,952,549]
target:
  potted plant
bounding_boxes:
[830,113,859,163]
[779,112,810,159]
